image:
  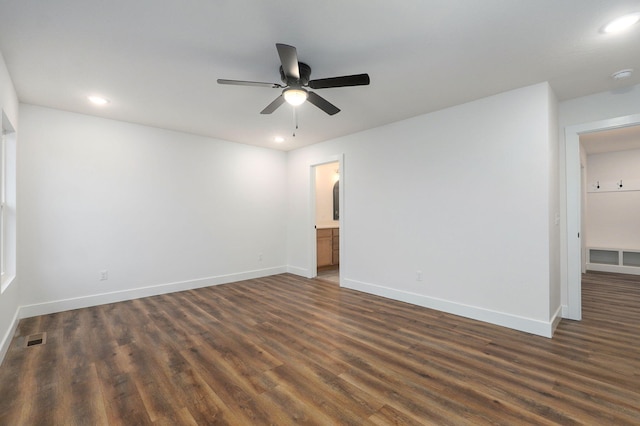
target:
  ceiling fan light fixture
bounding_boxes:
[283,88,308,106]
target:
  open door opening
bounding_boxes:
[579,125,640,277]
[314,161,340,284]
[565,113,640,320]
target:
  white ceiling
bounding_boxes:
[0,1,639,151]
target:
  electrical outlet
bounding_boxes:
[100,270,108,281]
[416,270,422,281]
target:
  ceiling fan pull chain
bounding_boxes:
[293,107,299,137]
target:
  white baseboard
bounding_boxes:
[550,305,563,334]
[286,265,311,278]
[19,266,287,319]
[0,308,20,365]
[342,278,556,338]
[586,263,640,276]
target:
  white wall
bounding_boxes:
[17,105,287,316]
[0,50,19,363]
[559,85,640,129]
[586,149,640,249]
[287,83,558,336]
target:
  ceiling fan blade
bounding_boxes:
[308,73,370,89]
[217,79,282,88]
[307,92,340,115]
[276,43,300,81]
[260,95,286,114]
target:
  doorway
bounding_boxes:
[565,113,640,320]
[311,158,342,284]
[580,125,640,275]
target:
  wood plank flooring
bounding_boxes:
[0,271,639,425]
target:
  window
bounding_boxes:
[1,128,5,278]
[1,111,16,293]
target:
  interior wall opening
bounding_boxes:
[565,113,640,320]
[314,161,340,285]
[579,124,640,278]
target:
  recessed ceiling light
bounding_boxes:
[88,95,110,105]
[274,136,285,143]
[611,69,633,80]
[603,13,640,34]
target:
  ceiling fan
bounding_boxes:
[217,43,370,116]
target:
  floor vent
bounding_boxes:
[25,332,47,347]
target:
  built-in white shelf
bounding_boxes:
[587,247,640,276]
[587,179,640,193]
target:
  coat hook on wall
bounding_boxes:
[619,180,623,188]
[596,181,600,189]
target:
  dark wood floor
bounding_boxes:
[1,272,639,425]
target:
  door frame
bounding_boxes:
[564,113,640,320]
[309,154,344,281]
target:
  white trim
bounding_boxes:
[0,130,5,278]
[1,274,15,294]
[586,263,640,276]
[0,307,19,364]
[286,265,309,276]
[18,266,286,319]
[550,305,563,335]
[564,113,640,321]
[0,111,16,294]
[343,278,557,338]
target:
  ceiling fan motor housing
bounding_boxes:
[280,62,311,86]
